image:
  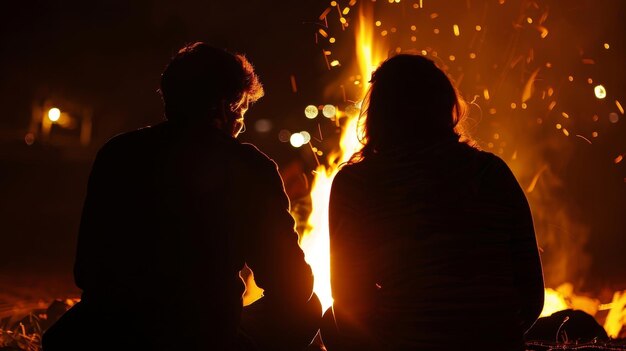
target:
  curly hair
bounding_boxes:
[159,42,264,122]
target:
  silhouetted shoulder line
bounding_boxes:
[238,142,279,169]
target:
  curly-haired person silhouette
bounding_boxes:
[42,42,321,351]
[320,53,544,351]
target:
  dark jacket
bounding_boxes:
[44,121,317,350]
[323,140,544,351]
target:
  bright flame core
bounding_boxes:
[299,3,386,314]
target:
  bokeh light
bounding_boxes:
[305,105,319,119]
[254,119,272,133]
[290,132,306,148]
[48,108,61,122]
[322,104,336,118]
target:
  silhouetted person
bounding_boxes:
[320,54,544,350]
[42,42,321,351]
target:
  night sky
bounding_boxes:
[1,0,625,308]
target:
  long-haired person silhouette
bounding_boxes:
[42,42,321,351]
[320,53,544,351]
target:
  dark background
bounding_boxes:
[1,0,625,312]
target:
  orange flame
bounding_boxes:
[297,2,626,337]
[299,3,386,314]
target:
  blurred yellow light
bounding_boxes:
[510,103,517,109]
[411,36,417,42]
[475,25,482,31]
[604,43,610,49]
[410,25,417,31]
[568,75,574,82]
[587,78,593,84]
[526,17,533,24]
[421,50,428,55]
[300,131,312,144]
[483,89,490,100]
[330,60,340,67]
[329,37,336,43]
[48,108,61,122]
[381,30,388,36]
[375,20,382,27]
[562,112,570,119]
[343,7,350,15]
[322,104,336,118]
[330,1,337,6]
[521,103,528,109]
[433,28,440,34]
[305,105,319,119]
[453,24,460,36]
[594,85,607,99]
[556,123,562,130]
[592,132,599,138]
[449,55,456,61]
[469,52,477,59]
[340,17,347,24]
[290,133,305,148]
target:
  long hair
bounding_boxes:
[353,53,467,162]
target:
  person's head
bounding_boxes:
[357,53,466,159]
[159,42,264,137]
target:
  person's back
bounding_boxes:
[321,54,544,350]
[43,42,321,351]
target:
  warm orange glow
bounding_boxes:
[616,100,624,115]
[541,288,569,317]
[604,291,626,338]
[297,3,626,336]
[299,3,386,313]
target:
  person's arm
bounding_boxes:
[485,156,545,333]
[236,145,317,312]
